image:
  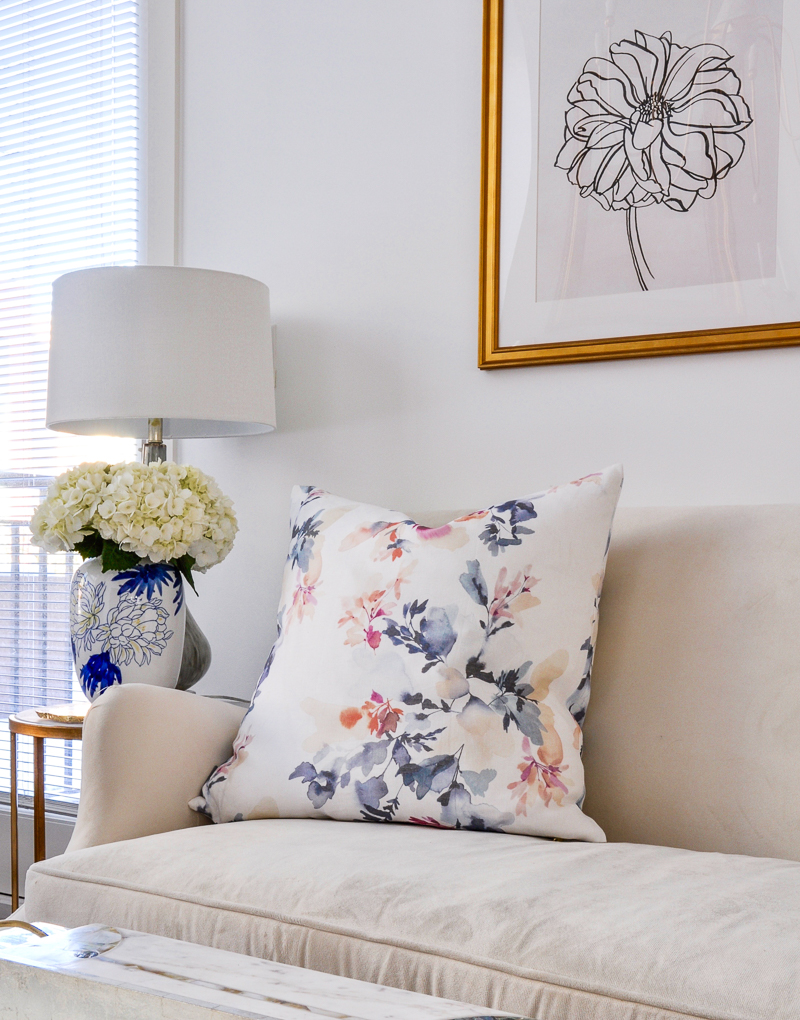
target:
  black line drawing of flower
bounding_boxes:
[555,30,753,290]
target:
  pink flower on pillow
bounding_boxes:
[287,575,319,627]
[414,524,452,540]
[338,589,397,649]
[508,736,569,813]
[489,567,540,627]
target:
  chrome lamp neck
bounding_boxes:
[142,417,167,465]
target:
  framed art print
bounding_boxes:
[479,0,800,367]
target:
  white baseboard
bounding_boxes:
[0,803,75,900]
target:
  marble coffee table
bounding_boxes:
[0,923,533,1020]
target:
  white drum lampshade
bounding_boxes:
[47,266,276,440]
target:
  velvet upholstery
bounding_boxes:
[20,505,800,1020]
[25,820,800,1020]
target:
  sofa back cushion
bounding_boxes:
[585,505,800,862]
[195,467,623,840]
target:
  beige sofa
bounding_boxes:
[17,507,800,1020]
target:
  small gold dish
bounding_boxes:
[35,702,89,724]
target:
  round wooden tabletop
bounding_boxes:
[8,708,84,741]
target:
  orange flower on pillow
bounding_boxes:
[362,692,403,737]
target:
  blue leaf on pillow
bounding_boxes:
[307,775,338,808]
[479,662,545,744]
[441,787,516,832]
[392,741,411,767]
[403,727,446,753]
[465,656,494,685]
[479,500,537,556]
[289,761,340,808]
[346,740,389,776]
[289,510,325,573]
[297,486,324,507]
[360,797,401,823]
[567,635,593,727]
[398,753,458,800]
[384,604,457,669]
[355,776,389,810]
[461,768,497,798]
[418,607,457,659]
[498,698,543,743]
[459,560,489,607]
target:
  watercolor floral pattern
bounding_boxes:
[197,470,623,841]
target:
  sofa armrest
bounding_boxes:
[67,684,246,852]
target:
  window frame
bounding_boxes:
[0,0,182,908]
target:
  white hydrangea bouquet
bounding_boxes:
[30,460,237,589]
[30,461,237,700]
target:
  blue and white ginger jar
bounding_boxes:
[69,558,187,701]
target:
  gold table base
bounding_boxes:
[8,710,84,913]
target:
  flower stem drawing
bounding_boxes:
[555,30,753,291]
[626,206,653,291]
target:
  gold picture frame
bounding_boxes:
[478,0,800,369]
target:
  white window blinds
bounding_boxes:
[0,0,140,810]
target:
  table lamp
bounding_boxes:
[47,265,276,458]
[40,265,276,698]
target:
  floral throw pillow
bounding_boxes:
[194,466,623,841]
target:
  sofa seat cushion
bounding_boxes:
[23,819,800,1020]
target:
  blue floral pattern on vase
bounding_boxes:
[80,651,123,699]
[114,562,183,606]
[70,558,186,701]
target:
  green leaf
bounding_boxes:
[74,533,200,594]
[100,540,140,574]
[172,554,198,594]
[73,532,103,561]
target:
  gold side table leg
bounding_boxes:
[10,730,18,913]
[33,736,45,863]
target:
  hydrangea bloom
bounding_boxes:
[28,462,108,551]
[30,460,237,572]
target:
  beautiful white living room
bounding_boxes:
[0,2,798,1018]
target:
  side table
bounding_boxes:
[8,709,84,912]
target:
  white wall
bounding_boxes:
[180,0,800,700]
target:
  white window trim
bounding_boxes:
[0,0,182,909]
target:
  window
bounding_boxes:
[0,0,140,811]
